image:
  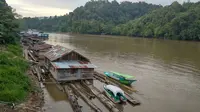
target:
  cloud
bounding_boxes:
[118,0,199,5]
[6,0,200,17]
[7,0,72,17]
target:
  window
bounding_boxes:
[70,69,78,74]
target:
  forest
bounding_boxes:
[20,0,200,40]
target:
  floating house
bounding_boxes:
[44,45,96,82]
[30,43,52,62]
[22,29,49,39]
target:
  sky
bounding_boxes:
[6,0,199,17]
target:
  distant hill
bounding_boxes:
[20,0,161,33]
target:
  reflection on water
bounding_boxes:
[46,33,200,112]
[43,83,73,112]
[45,84,67,102]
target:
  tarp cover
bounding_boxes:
[111,71,134,79]
[51,61,97,69]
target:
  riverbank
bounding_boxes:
[0,45,44,112]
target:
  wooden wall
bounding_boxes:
[57,52,89,62]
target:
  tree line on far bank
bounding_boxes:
[20,0,200,41]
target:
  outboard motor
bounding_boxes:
[119,96,126,104]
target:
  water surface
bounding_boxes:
[46,34,200,112]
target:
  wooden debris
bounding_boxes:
[70,84,102,112]
[28,51,37,62]
[63,85,82,112]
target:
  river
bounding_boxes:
[45,33,200,112]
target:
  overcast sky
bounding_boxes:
[6,0,199,17]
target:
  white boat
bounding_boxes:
[103,85,127,104]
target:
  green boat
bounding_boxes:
[103,85,127,104]
[104,71,136,85]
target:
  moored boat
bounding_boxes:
[103,85,127,104]
[104,71,136,85]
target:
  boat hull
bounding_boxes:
[119,80,136,85]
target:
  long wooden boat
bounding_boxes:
[103,85,127,104]
[104,71,136,85]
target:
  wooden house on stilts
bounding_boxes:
[44,45,96,82]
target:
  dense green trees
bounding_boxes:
[117,1,200,40]
[20,0,161,34]
[0,0,19,44]
[20,0,200,40]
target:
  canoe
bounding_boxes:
[103,85,127,104]
[104,71,136,85]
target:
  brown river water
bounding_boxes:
[44,33,200,112]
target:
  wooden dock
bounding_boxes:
[82,81,120,112]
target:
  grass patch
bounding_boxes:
[0,44,31,102]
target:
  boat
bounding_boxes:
[104,71,136,85]
[103,85,127,104]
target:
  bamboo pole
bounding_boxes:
[63,85,82,112]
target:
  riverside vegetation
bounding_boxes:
[0,0,31,103]
[20,0,200,40]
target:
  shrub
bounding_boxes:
[0,45,31,102]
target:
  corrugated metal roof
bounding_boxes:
[44,45,90,62]
[31,44,52,51]
[51,61,97,69]
[44,45,73,61]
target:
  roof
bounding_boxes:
[104,85,124,96]
[111,71,134,79]
[31,44,52,51]
[44,45,72,61]
[51,61,97,69]
[44,45,90,62]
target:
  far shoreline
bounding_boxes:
[47,32,200,42]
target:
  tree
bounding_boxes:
[0,0,19,44]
